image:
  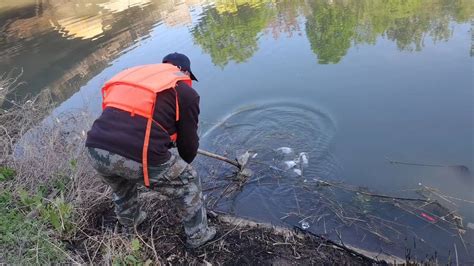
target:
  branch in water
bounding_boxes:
[386,158,470,175]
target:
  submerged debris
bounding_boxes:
[276,147,293,154]
[299,152,309,165]
[236,151,252,167]
[284,160,297,169]
[301,221,310,230]
[280,149,309,176]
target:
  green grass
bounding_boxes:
[0,188,68,264]
[0,166,15,182]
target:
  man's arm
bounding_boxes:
[176,85,200,164]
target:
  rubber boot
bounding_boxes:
[134,210,147,228]
[186,226,217,248]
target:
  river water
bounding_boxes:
[1,0,473,262]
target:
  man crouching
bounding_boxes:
[85,52,216,248]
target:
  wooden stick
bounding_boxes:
[198,149,241,169]
[315,179,430,202]
[386,158,470,173]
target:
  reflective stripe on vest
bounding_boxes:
[101,64,192,187]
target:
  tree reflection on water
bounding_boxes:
[192,0,473,65]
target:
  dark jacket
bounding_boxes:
[85,81,200,165]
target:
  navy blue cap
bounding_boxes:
[162,52,198,81]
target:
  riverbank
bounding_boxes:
[75,193,377,265]
[0,86,381,264]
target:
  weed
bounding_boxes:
[18,188,42,209]
[0,166,15,181]
[108,238,148,266]
[0,190,66,264]
[70,159,77,169]
[40,196,74,235]
[17,188,74,236]
[112,255,142,266]
[131,238,141,252]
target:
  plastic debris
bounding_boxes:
[237,168,253,179]
[420,212,436,223]
[237,151,251,167]
[301,221,310,230]
[298,152,309,165]
[276,147,293,154]
[293,169,302,176]
[284,160,297,169]
[252,153,258,159]
[467,223,474,230]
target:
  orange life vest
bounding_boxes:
[101,64,192,187]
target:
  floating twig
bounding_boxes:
[420,185,474,204]
[315,179,430,202]
[386,158,470,174]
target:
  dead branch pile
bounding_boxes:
[74,192,374,265]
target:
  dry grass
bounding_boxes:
[0,76,106,263]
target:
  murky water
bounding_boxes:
[197,102,473,262]
[1,0,473,262]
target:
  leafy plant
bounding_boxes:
[0,190,65,264]
[0,166,16,181]
[112,255,143,266]
[16,189,74,235]
[70,159,77,169]
[111,238,146,266]
[18,188,43,209]
[39,196,74,235]
[131,238,141,252]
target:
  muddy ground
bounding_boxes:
[71,192,380,265]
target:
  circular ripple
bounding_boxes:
[197,101,341,185]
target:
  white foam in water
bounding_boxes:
[293,169,302,176]
[276,147,293,154]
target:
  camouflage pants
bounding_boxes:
[86,147,209,239]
